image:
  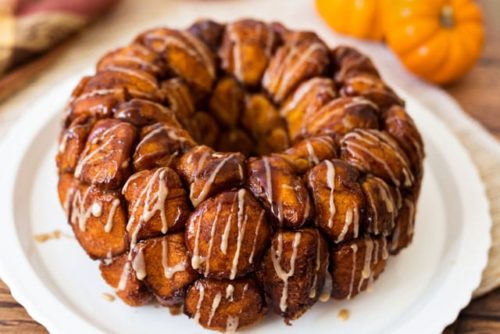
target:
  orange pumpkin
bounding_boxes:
[384,0,484,84]
[315,0,384,41]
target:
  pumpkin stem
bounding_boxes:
[440,5,455,28]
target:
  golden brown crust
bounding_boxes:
[82,68,162,102]
[68,182,129,259]
[389,196,417,254]
[306,160,364,243]
[123,167,190,243]
[383,105,425,176]
[66,84,127,123]
[57,115,95,173]
[279,136,337,174]
[247,155,312,229]
[332,46,380,84]
[184,278,266,332]
[97,43,167,77]
[302,97,380,141]
[220,19,278,86]
[57,173,77,214]
[130,233,199,306]
[187,112,220,148]
[188,19,225,52]
[257,228,328,321]
[132,122,195,171]
[340,129,415,188]
[185,189,271,279]
[99,253,152,306]
[216,129,254,157]
[263,37,329,103]
[280,77,337,140]
[56,18,425,331]
[243,94,289,154]
[114,98,180,127]
[137,28,216,94]
[330,236,388,299]
[177,146,246,207]
[209,76,244,128]
[75,119,137,189]
[160,78,196,127]
[340,73,404,111]
[362,176,400,236]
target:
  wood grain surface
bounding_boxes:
[0,0,499,333]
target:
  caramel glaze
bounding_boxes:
[56,18,424,333]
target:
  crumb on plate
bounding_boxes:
[338,308,350,321]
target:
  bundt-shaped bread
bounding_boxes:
[56,18,424,333]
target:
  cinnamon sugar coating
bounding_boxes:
[56,19,424,333]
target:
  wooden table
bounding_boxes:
[0,0,499,332]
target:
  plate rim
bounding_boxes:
[0,73,492,334]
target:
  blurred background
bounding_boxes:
[0,0,498,333]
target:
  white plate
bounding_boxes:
[0,68,491,334]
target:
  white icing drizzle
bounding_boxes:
[248,209,265,264]
[91,202,102,217]
[104,199,120,233]
[63,187,76,214]
[325,160,336,229]
[135,124,189,152]
[225,316,239,334]
[358,238,374,291]
[263,158,285,224]
[275,43,325,100]
[226,284,235,301]
[353,206,360,238]
[204,202,222,276]
[191,214,204,270]
[207,292,222,326]
[132,247,146,280]
[193,284,205,324]
[271,233,302,312]
[162,237,187,279]
[180,31,216,78]
[227,24,244,82]
[347,244,358,299]
[280,78,334,117]
[126,168,171,245]
[263,157,275,216]
[117,261,130,291]
[385,113,424,160]
[343,130,414,187]
[70,186,93,231]
[390,220,401,252]
[344,96,379,111]
[191,154,235,207]
[74,123,123,178]
[107,54,161,73]
[337,207,352,243]
[72,88,121,104]
[406,199,416,237]
[381,237,389,260]
[309,231,322,299]
[220,194,237,255]
[105,66,158,88]
[146,30,214,79]
[230,189,248,280]
[306,140,320,165]
[265,23,275,56]
[368,240,380,288]
[58,132,69,153]
[319,264,332,302]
